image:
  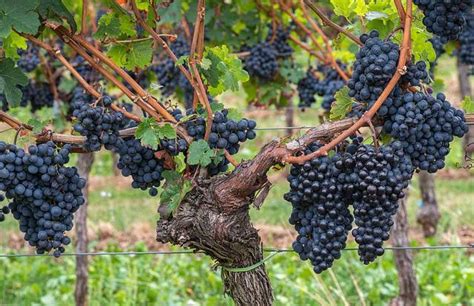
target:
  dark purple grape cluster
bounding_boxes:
[152,37,193,106]
[71,88,124,152]
[348,30,399,106]
[314,64,347,110]
[285,141,354,273]
[430,36,446,59]
[351,142,413,264]
[459,10,474,66]
[244,42,279,81]
[0,141,86,257]
[285,139,414,272]
[297,69,320,108]
[2,81,53,112]
[112,137,165,197]
[72,56,101,84]
[165,108,257,175]
[414,0,471,42]
[266,25,293,58]
[17,43,40,72]
[27,82,55,112]
[382,92,469,172]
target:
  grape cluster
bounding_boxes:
[244,42,279,81]
[285,142,354,273]
[348,31,399,106]
[17,43,40,72]
[297,69,319,108]
[314,64,347,110]
[430,36,446,59]
[73,56,101,84]
[459,10,474,66]
[382,92,469,172]
[0,141,86,257]
[187,109,257,154]
[152,37,192,103]
[351,142,413,264]
[25,82,55,112]
[113,138,165,197]
[164,108,257,175]
[414,0,471,42]
[285,139,414,272]
[266,25,293,58]
[1,81,53,112]
[71,88,124,152]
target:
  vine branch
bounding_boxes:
[302,0,363,46]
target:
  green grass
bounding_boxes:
[1,243,473,305]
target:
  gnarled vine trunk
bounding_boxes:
[157,179,272,305]
[156,142,284,305]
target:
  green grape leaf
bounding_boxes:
[332,0,368,18]
[160,170,192,217]
[461,96,474,113]
[0,0,41,38]
[175,55,188,66]
[135,119,176,149]
[210,102,224,113]
[330,87,353,120]
[0,59,28,106]
[431,78,445,94]
[3,31,27,60]
[95,12,136,40]
[226,108,243,121]
[201,45,249,96]
[187,139,213,167]
[107,40,153,70]
[410,24,436,63]
[27,118,45,134]
[38,0,77,33]
[173,153,187,173]
[200,57,212,70]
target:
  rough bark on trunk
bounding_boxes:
[390,192,418,306]
[457,57,474,166]
[75,153,94,306]
[416,171,440,237]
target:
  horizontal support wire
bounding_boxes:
[0,244,472,258]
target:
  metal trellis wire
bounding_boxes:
[0,244,472,258]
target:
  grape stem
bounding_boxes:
[130,0,214,138]
[45,22,176,122]
[277,4,326,56]
[288,35,326,62]
[41,24,168,122]
[188,0,213,140]
[302,0,363,46]
[297,0,350,81]
[284,0,413,164]
[0,111,191,146]
[23,34,145,123]
[80,0,88,36]
[394,0,407,24]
